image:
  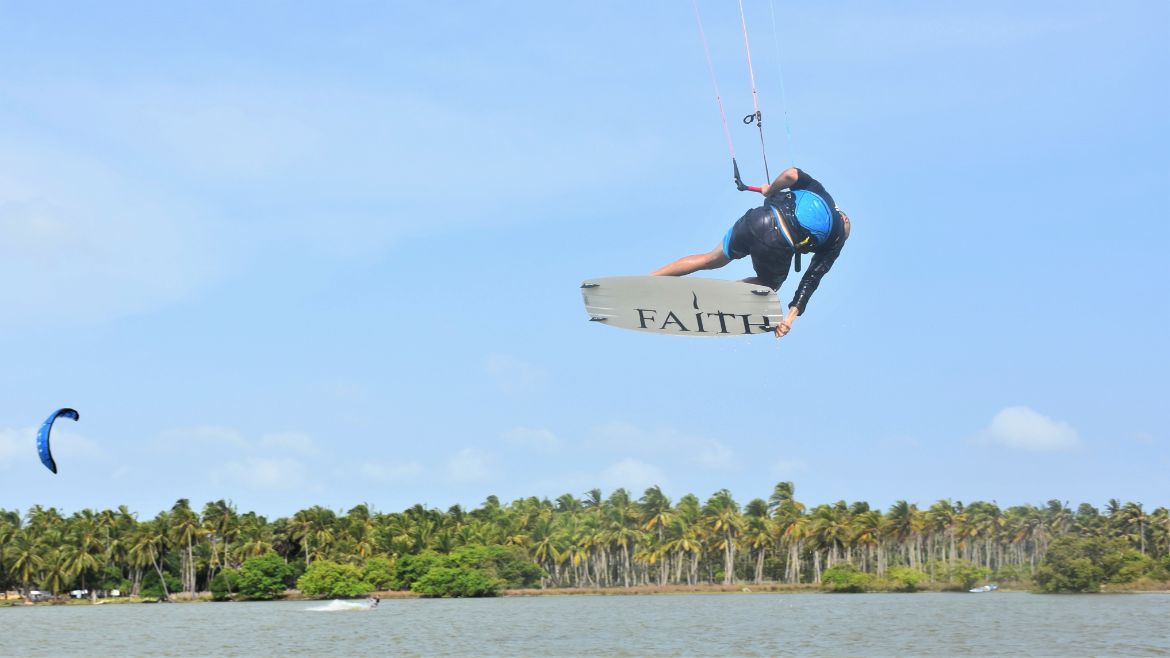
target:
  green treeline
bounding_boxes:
[2,484,1168,600]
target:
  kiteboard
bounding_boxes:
[580,276,782,337]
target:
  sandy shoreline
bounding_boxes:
[5,580,1169,607]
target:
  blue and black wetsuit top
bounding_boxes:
[721,168,846,315]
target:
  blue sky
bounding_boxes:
[1,1,1166,519]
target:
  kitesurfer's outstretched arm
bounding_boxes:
[650,246,729,277]
[758,167,800,196]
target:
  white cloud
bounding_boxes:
[694,440,735,469]
[592,421,659,450]
[527,471,597,495]
[772,459,807,477]
[360,461,424,483]
[975,406,1081,452]
[446,448,497,484]
[0,140,220,328]
[151,426,247,454]
[154,427,320,457]
[149,426,328,492]
[259,432,318,456]
[602,458,666,492]
[0,428,26,468]
[592,422,735,469]
[504,427,561,451]
[212,458,307,491]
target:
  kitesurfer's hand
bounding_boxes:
[774,307,798,339]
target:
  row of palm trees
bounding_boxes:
[2,485,1166,597]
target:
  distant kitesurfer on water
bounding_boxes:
[651,167,850,339]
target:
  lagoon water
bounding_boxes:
[2,592,1169,656]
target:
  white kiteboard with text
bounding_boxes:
[581,276,782,337]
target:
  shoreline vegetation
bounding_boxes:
[3,483,1168,605]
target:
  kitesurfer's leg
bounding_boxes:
[650,245,729,277]
[746,250,789,291]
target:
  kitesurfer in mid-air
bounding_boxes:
[650,167,849,339]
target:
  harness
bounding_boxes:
[767,193,815,272]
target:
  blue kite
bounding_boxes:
[37,408,79,474]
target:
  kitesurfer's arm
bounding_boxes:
[775,306,799,339]
[788,242,843,316]
[650,245,730,277]
[758,167,800,196]
[788,209,850,316]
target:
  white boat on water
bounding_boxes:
[968,584,999,593]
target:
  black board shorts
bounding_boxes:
[721,204,795,290]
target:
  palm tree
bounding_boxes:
[349,518,377,561]
[963,502,999,570]
[582,489,604,526]
[639,486,674,585]
[234,513,275,561]
[128,519,171,600]
[4,530,44,598]
[530,513,561,587]
[703,489,742,584]
[810,502,852,569]
[1149,507,1170,558]
[97,507,136,595]
[64,510,104,600]
[885,500,924,569]
[768,486,807,583]
[555,494,582,514]
[202,500,239,581]
[768,482,797,513]
[663,518,704,585]
[851,510,884,574]
[1045,500,1074,535]
[169,500,203,596]
[287,510,313,565]
[781,514,810,583]
[743,500,773,584]
[1119,502,1149,555]
[40,548,71,596]
[403,506,434,554]
[926,500,960,567]
[25,505,65,536]
[604,489,640,587]
[1074,503,1103,535]
[1012,505,1047,572]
